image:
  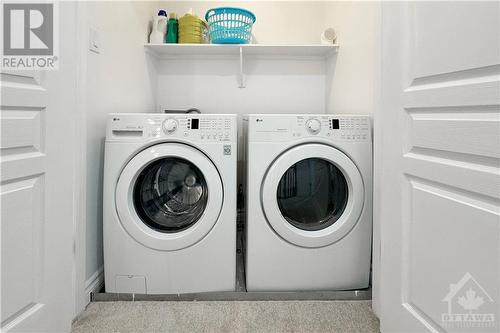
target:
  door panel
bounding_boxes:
[404,178,498,330]
[1,109,43,153]
[412,3,499,77]
[1,176,44,326]
[1,72,49,331]
[409,109,500,159]
[376,2,500,332]
[1,2,77,332]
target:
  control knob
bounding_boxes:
[162,119,178,134]
[306,118,321,134]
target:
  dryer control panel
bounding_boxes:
[247,114,371,143]
[106,113,237,142]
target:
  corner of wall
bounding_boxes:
[74,0,90,318]
[323,1,380,115]
[371,1,383,319]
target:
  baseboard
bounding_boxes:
[85,266,104,298]
[92,289,372,302]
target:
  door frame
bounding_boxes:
[73,0,92,318]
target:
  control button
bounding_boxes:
[162,118,178,134]
[306,118,321,135]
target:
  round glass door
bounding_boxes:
[115,143,223,251]
[261,143,364,248]
[133,157,208,233]
[277,158,348,231]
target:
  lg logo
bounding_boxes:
[3,3,53,56]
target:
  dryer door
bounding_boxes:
[261,143,364,248]
[116,143,223,251]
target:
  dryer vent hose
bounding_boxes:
[163,108,201,114]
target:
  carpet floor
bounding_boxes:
[72,300,380,333]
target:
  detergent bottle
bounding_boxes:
[166,13,178,43]
[149,10,168,44]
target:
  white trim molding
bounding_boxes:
[85,266,104,297]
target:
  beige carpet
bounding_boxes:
[72,300,379,333]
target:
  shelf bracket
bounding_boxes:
[238,46,246,88]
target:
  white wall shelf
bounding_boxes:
[145,43,339,58]
[144,43,339,88]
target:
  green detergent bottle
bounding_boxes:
[166,13,178,43]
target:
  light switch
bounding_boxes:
[89,27,100,53]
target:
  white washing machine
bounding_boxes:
[103,113,237,294]
[245,114,372,291]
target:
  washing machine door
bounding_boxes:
[115,143,223,251]
[261,143,364,248]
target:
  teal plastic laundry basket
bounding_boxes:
[205,7,256,44]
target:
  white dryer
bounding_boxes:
[103,113,237,294]
[245,114,372,291]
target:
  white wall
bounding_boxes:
[158,1,327,45]
[75,0,158,315]
[153,1,380,115]
[324,1,380,114]
[154,1,330,115]
[156,57,327,114]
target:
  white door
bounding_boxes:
[1,3,78,332]
[375,2,500,332]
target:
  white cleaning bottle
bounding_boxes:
[149,10,168,44]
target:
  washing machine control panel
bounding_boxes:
[107,114,237,142]
[152,115,234,141]
[248,115,371,142]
